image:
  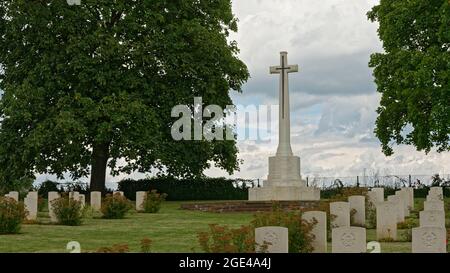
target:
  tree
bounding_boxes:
[0,0,249,192]
[368,0,450,156]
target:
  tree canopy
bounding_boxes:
[368,0,450,155]
[0,0,249,192]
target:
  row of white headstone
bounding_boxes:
[257,187,447,253]
[4,191,38,221]
[3,190,148,223]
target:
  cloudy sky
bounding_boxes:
[203,0,450,182]
[22,0,450,186]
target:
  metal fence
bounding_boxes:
[249,174,450,189]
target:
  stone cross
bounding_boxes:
[270,52,298,157]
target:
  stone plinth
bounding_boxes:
[249,186,320,201]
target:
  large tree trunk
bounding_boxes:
[90,142,110,193]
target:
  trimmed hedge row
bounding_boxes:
[117,178,252,201]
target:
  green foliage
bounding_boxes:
[251,206,316,253]
[140,238,153,253]
[142,190,168,213]
[0,0,249,191]
[118,177,250,201]
[197,206,315,253]
[366,199,377,229]
[51,196,83,226]
[96,244,130,253]
[0,197,26,234]
[198,224,258,253]
[101,193,132,219]
[37,181,60,198]
[368,0,450,155]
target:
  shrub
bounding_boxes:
[141,238,153,253]
[142,190,168,213]
[400,229,412,242]
[0,197,27,234]
[251,206,316,253]
[365,201,376,229]
[198,206,315,253]
[96,244,130,253]
[51,196,83,226]
[101,193,132,219]
[198,224,259,253]
[397,218,418,229]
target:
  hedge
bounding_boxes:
[117,177,252,201]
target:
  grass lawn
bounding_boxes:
[0,199,448,253]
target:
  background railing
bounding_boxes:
[249,174,450,189]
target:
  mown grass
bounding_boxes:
[0,199,448,253]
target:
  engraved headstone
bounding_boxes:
[412,227,447,253]
[348,196,365,227]
[395,190,410,217]
[330,202,350,228]
[400,187,414,210]
[255,226,289,253]
[371,188,384,203]
[90,191,102,211]
[367,191,378,207]
[48,192,60,223]
[303,211,327,253]
[423,200,444,211]
[331,227,366,253]
[69,191,80,201]
[428,187,443,200]
[419,210,445,228]
[136,191,147,211]
[376,201,397,241]
[79,194,85,208]
[24,192,38,221]
[387,195,405,223]
[6,191,19,202]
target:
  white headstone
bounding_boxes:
[428,187,443,200]
[7,191,19,202]
[27,191,38,200]
[331,227,366,253]
[400,187,414,210]
[395,190,410,217]
[423,200,444,211]
[387,195,405,223]
[330,202,350,228]
[303,211,327,253]
[136,191,147,211]
[376,201,397,241]
[69,191,80,201]
[24,192,38,221]
[371,188,384,203]
[90,191,102,211]
[367,191,378,207]
[348,196,365,227]
[419,210,445,228]
[255,226,289,253]
[79,194,85,208]
[114,191,124,197]
[48,192,60,223]
[412,227,447,253]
